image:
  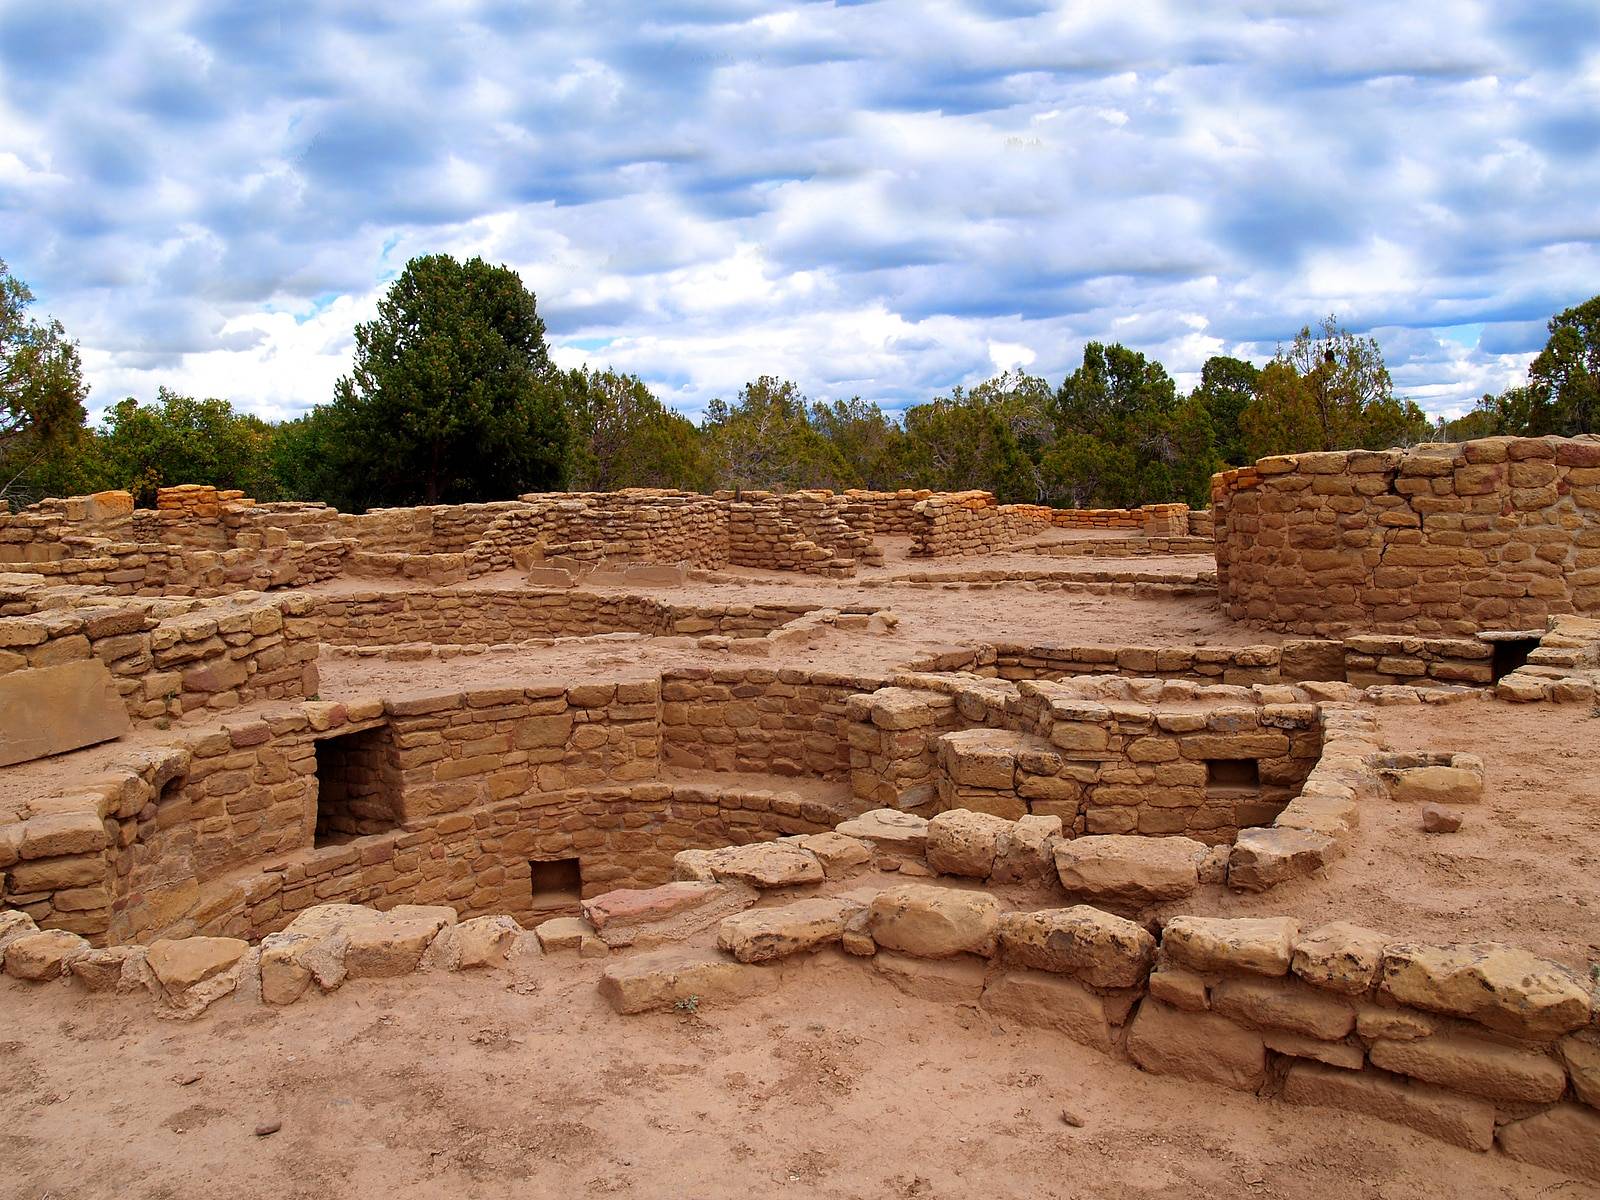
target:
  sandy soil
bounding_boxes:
[4,948,1590,1200]
[1167,695,1600,970]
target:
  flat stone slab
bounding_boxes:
[0,659,130,767]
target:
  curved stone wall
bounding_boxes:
[1213,435,1600,635]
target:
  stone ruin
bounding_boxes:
[3,434,1600,1184]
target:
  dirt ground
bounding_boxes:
[4,948,1592,1200]
[1168,695,1600,971]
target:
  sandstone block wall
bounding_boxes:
[0,583,319,725]
[908,494,1194,557]
[660,666,883,778]
[311,589,821,646]
[1214,435,1600,635]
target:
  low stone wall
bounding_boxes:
[842,675,1328,844]
[660,666,883,779]
[1214,435,1600,636]
[908,495,1194,557]
[0,582,319,724]
[311,589,822,646]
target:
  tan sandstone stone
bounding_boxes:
[1126,1001,1267,1091]
[1162,916,1299,977]
[867,884,1001,959]
[598,948,774,1014]
[717,897,865,963]
[1053,835,1205,907]
[995,906,1155,988]
[1281,1061,1494,1152]
[1497,1104,1600,1181]
[1379,942,1591,1039]
[925,809,1012,878]
[4,929,90,980]
[1291,922,1387,995]
[980,970,1113,1052]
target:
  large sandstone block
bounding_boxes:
[3,929,90,980]
[1161,916,1298,977]
[717,897,864,963]
[1125,1001,1267,1091]
[1054,836,1206,906]
[996,906,1155,988]
[835,809,929,859]
[1390,765,1482,806]
[981,970,1113,1052]
[0,659,130,767]
[583,881,755,947]
[704,843,825,889]
[989,814,1062,885]
[1368,1032,1567,1103]
[1226,827,1335,892]
[422,915,523,971]
[1281,1061,1494,1152]
[146,937,248,992]
[598,948,774,1014]
[925,809,1012,878]
[345,910,455,979]
[782,832,873,878]
[867,884,1000,959]
[1497,1104,1600,1181]
[1291,922,1387,994]
[872,949,987,1004]
[1210,975,1356,1040]
[1379,942,1591,1039]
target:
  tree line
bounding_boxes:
[3,253,1596,513]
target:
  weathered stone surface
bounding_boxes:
[69,944,146,993]
[146,937,247,991]
[1148,966,1208,1011]
[19,810,108,859]
[1368,1033,1567,1102]
[1281,1061,1494,1152]
[598,948,774,1014]
[785,832,873,878]
[1497,1104,1600,1181]
[584,882,726,930]
[704,842,825,889]
[0,908,39,952]
[1053,835,1205,906]
[872,949,986,1004]
[1561,1033,1600,1110]
[1390,765,1482,806]
[867,884,1000,959]
[1226,827,1335,892]
[1355,1000,1434,1041]
[989,814,1062,885]
[1162,916,1298,977]
[1126,1001,1267,1091]
[717,897,864,963]
[1420,803,1462,833]
[422,915,523,971]
[3,929,90,980]
[344,909,455,979]
[0,659,130,767]
[925,809,1012,878]
[534,916,594,953]
[996,905,1155,988]
[1291,922,1387,995]
[1263,1029,1364,1070]
[1379,942,1591,1038]
[835,809,929,859]
[981,970,1113,1052]
[1211,976,1356,1040]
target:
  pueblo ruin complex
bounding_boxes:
[3,435,1600,1196]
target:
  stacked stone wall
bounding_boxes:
[0,585,319,724]
[1214,435,1600,635]
[660,666,884,778]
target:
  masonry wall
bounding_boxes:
[1214,435,1600,636]
[312,589,820,646]
[0,587,320,723]
[659,666,884,779]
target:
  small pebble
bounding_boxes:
[174,1072,201,1086]
[254,1120,282,1137]
[1060,1109,1084,1128]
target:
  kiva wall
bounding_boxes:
[1213,436,1600,636]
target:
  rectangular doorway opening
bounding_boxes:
[314,725,402,846]
[530,857,583,917]
[1490,637,1540,683]
[1206,759,1260,793]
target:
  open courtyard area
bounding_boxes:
[3,437,1600,1198]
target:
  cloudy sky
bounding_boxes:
[3,1,1597,425]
